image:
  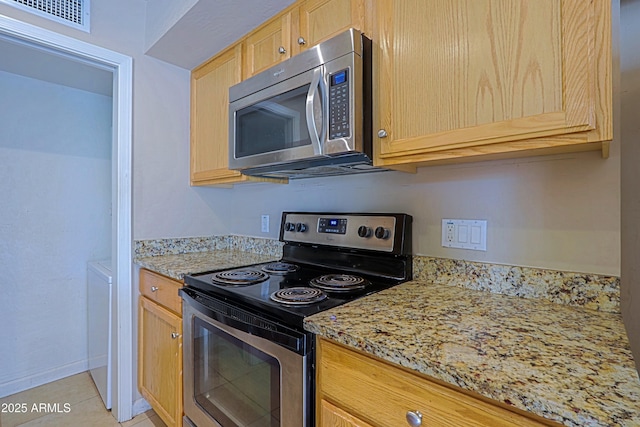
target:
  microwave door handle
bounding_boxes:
[306,67,324,155]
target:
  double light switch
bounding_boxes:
[441,219,487,251]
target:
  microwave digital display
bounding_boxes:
[318,218,347,234]
[331,70,347,86]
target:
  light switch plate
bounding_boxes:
[441,219,487,251]
[261,215,269,233]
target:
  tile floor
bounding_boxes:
[0,372,167,427]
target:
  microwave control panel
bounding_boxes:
[328,69,350,139]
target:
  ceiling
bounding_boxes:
[144,0,297,69]
[0,0,297,95]
[0,33,113,96]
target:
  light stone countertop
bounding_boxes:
[304,281,640,427]
[134,250,278,281]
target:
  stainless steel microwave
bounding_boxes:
[228,28,383,179]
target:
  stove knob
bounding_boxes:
[295,223,307,232]
[375,226,390,240]
[357,225,372,238]
[285,222,295,232]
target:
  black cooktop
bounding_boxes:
[183,212,412,330]
[183,260,403,329]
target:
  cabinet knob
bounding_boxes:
[171,332,181,339]
[378,129,388,138]
[278,46,286,54]
[406,410,423,426]
[150,286,158,292]
[297,37,306,45]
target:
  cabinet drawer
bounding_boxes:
[139,269,182,315]
[317,338,556,427]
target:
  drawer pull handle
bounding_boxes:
[278,46,286,54]
[406,410,422,426]
[171,332,181,339]
[297,37,306,45]
[150,286,158,292]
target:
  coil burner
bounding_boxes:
[261,262,299,275]
[309,274,369,292]
[211,270,268,286]
[270,287,328,305]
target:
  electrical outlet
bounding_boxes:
[445,222,455,243]
[442,219,487,251]
[261,215,269,233]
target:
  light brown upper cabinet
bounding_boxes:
[371,0,613,167]
[191,43,285,186]
[191,0,610,184]
[190,44,253,186]
[244,0,367,78]
[244,11,294,78]
[297,0,367,53]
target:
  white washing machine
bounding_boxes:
[87,260,112,410]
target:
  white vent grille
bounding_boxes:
[1,0,90,32]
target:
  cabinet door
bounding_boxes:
[138,296,182,427]
[373,0,612,166]
[190,44,249,186]
[297,0,366,52]
[244,11,293,78]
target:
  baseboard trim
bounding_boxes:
[132,397,152,418]
[0,360,88,398]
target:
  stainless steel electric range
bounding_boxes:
[180,212,412,427]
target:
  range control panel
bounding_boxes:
[281,213,399,253]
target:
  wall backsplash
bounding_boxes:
[413,257,620,314]
[134,235,283,258]
[135,235,620,314]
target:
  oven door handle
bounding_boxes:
[181,288,309,354]
[305,66,325,155]
[216,311,304,353]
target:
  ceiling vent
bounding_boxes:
[0,0,90,32]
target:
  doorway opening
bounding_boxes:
[0,15,133,422]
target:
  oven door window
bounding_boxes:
[193,317,281,427]
[235,85,312,158]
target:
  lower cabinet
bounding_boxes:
[320,399,374,427]
[316,337,559,427]
[138,269,183,427]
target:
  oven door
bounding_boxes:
[181,288,312,427]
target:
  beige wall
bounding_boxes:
[0,0,228,242]
[211,147,620,276]
[620,0,640,372]
[0,1,622,278]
